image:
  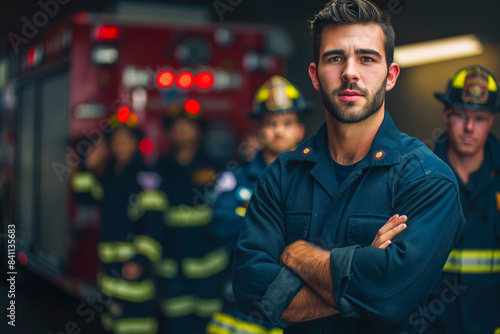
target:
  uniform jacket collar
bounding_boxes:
[290,110,402,168]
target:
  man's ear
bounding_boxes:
[386,63,400,92]
[308,62,321,91]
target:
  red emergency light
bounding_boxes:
[177,72,195,89]
[27,46,37,68]
[117,106,130,122]
[195,72,214,89]
[157,71,175,88]
[94,26,122,40]
[185,99,200,114]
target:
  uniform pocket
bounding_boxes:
[347,214,389,247]
[284,211,312,244]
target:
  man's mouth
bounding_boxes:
[460,136,476,145]
[338,90,363,102]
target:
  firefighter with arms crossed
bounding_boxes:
[232,0,466,333]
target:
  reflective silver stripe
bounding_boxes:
[161,295,196,317]
[134,235,162,262]
[98,242,135,263]
[72,172,103,200]
[443,249,500,274]
[195,298,222,317]
[182,248,229,279]
[139,190,168,212]
[166,204,213,227]
[113,318,157,334]
[155,258,178,278]
[128,190,168,221]
[101,276,154,302]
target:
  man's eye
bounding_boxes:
[361,56,374,62]
[328,56,342,62]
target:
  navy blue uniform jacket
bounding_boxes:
[233,112,466,333]
[424,132,500,334]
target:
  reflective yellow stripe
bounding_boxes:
[443,249,500,274]
[98,242,135,263]
[166,205,213,227]
[139,190,168,211]
[129,190,168,221]
[113,318,157,334]
[161,295,196,317]
[182,248,229,279]
[72,172,95,192]
[207,312,282,334]
[156,258,178,278]
[195,298,222,317]
[235,206,247,217]
[101,276,154,302]
[268,329,283,334]
[72,171,103,200]
[101,312,113,331]
[134,235,162,263]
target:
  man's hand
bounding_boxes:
[122,261,142,280]
[84,142,108,170]
[371,214,407,249]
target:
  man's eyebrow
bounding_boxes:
[321,49,345,59]
[356,49,382,58]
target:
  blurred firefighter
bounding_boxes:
[72,117,166,334]
[425,65,500,334]
[205,76,309,334]
[155,110,225,334]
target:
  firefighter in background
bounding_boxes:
[425,65,500,334]
[72,118,166,334]
[155,110,225,334]
[206,76,309,334]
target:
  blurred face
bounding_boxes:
[110,127,138,164]
[444,107,494,157]
[169,118,200,148]
[260,112,305,155]
[308,24,399,123]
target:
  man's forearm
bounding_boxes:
[281,241,336,306]
[282,285,339,322]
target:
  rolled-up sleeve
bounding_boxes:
[331,175,465,324]
[233,174,303,328]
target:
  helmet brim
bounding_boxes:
[246,103,314,119]
[434,92,499,112]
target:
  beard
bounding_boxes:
[320,79,386,124]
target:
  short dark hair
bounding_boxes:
[310,0,395,68]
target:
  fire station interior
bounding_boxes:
[0,0,499,333]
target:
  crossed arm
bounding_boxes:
[280,214,408,322]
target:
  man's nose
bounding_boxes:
[341,59,359,83]
[464,116,474,133]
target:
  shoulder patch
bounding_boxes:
[235,186,253,202]
[215,171,237,195]
[137,172,162,190]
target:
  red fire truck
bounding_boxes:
[3,4,290,297]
